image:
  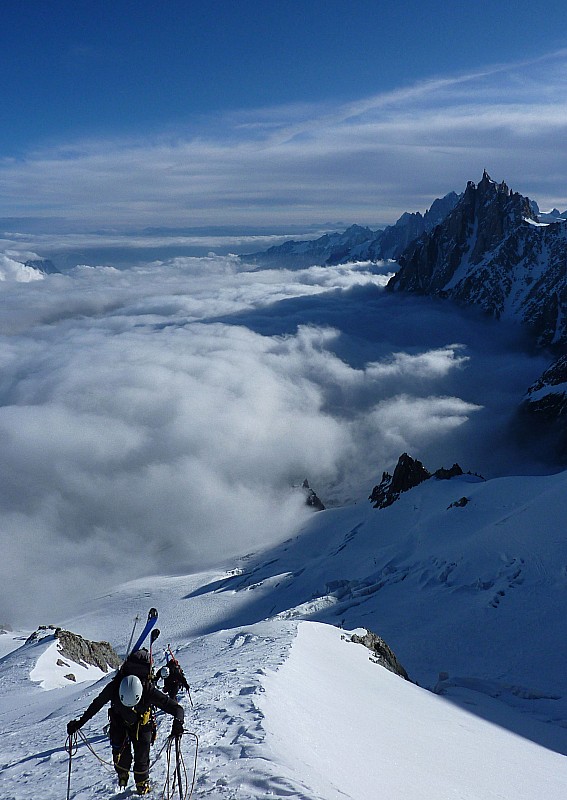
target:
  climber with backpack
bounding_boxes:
[163,656,191,699]
[66,648,184,796]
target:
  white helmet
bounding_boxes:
[119,675,143,707]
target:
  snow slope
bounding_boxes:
[1,466,567,799]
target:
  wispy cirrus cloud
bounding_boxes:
[2,49,567,230]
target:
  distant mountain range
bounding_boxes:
[246,171,567,458]
[243,192,460,268]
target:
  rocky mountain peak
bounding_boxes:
[369,453,465,509]
[388,173,566,347]
[386,172,567,459]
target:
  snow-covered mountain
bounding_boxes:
[242,192,460,269]
[2,172,567,799]
[521,353,567,456]
[243,171,567,455]
[2,463,567,799]
[388,171,567,349]
[386,172,567,453]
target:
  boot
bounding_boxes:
[136,779,151,795]
[118,773,129,788]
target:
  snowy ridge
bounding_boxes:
[2,466,567,798]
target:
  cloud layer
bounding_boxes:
[0,255,551,625]
[2,49,567,231]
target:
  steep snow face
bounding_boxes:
[261,622,567,800]
[29,641,109,690]
[389,172,567,348]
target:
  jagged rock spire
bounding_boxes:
[387,173,567,348]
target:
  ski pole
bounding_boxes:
[65,732,77,800]
[126,613,140,656]
[175,735,183,800]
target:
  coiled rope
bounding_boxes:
[162,731,199,800]
[64,728,198,799]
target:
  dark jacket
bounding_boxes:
[77,673,184,729]
[163,662,190,697]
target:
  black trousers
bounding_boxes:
[109,710,154,784]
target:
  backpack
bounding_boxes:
[112,649,153,722]
[119,648,152,685]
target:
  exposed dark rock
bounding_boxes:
[523,354,567,418]
[387,172,567,350]
[447,496,470,509]
[301,479,325,511]
[25,624,121,672]
[370,454,469,509]
[434,464,464,480]
[350,629,410,680]
[369,453,431,508]
[56,629,121,671]
[65,673,77,682]
[519,354,567,459]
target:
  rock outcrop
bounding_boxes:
[350,629,410,680]
[520,354,567,457]
[369,454,465,509]
[301,479,325,511]
[26,625,120,672]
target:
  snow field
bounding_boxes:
[261,621,567,800]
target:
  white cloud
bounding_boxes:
[2,50,567,229]
[0,255,551,625]
[0,254,45,282]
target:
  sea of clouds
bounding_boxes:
[0,253,552,625]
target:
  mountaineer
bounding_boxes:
[66,648,183,795]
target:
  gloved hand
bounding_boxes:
[171,718,184,738]
[67,719,81,736]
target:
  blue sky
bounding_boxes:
[2,1,567,230]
